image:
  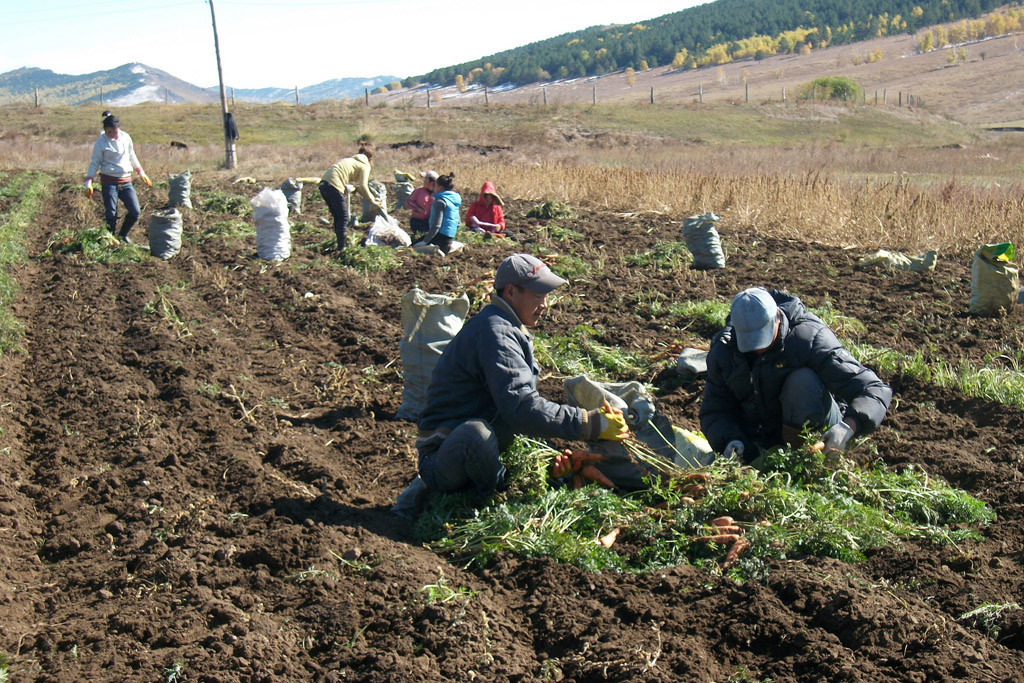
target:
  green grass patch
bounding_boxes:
[546,253,599,280]
[527,199,576,220]
[338,243,403,273]
[197,190,252,217]
[193,219,255,244]
[416,436,993,578]
[45,226,149,265]
[537,223,583,243]
[534,324,650,380]
[0,172,50,354]
[625,241,692,270]
[850,344,1024,412]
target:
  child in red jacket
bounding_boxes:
[465,181,505,236]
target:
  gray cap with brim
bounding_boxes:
[494,253,567,294]
[731,287,778,352]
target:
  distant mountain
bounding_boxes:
[0,64,401,106]
[224,76,400,104]
[0,63,218,106]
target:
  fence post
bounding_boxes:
[898,91,902,106]
[592,85,596,104]
[484,86,488,106]
[365,88,369,105]
[100,86,103,105]
[426,89,430,108]
[295,86,299,104]
[543,87,547,105]
[650,86,654,104]
[745,82,749,103]
[231,87,235,108]
[883,88,887,104]
[34,87,39,108]
[782,86,786,102]
[699,84,703,103]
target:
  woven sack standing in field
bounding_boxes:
[682,211,726,270]
[395,288,471,421]
[167,171,193,209]
[393,170,416,213]
[280,177,303,215]
[360,180,388,223]
[251,187,291,261]
[148,207,183,260]
[969,243,1018,316]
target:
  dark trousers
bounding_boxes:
[418,420,505,495]
[409,216,429,239]
[428,232,453,255]
[101,182,140,236]
[319,182,349,249]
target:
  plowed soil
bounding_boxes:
[2,176,1023,682]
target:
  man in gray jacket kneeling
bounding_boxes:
[393,253,629,519]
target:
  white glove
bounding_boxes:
[822,420,856,453]
[724,440,745,458]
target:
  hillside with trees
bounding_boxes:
[415,0,1010,88]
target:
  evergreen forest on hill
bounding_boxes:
[414,0,1005,87]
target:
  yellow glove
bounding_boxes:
[597,400,629,441]
[83,178,93,198]
[138,170,152,187]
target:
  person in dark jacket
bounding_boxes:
[699,287,892,463]
[392,254,630,518]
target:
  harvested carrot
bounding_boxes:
[710,525,742,534]
[580,464,615,488]
[697,533,741,545]
[810,441,825,453]
[711,516,734,527]
[598,528,620,548]
[572,474,583,490]
[680,497,696,505]
[684,472,711,483]
[722,537,751,569]
[682,484,705,498]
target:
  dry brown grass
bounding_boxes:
[454,161,1024,254]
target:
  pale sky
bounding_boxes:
[1,0,708,89]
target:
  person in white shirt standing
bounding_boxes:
[84,114,151,244]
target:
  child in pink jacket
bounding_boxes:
[406,170,437,239]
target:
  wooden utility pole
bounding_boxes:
[208,0,236,169]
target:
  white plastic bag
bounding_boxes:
[251,187,291,261]
[365,214,412,247]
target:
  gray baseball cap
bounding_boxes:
[493,253,567,294]
[731,287,779,352]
